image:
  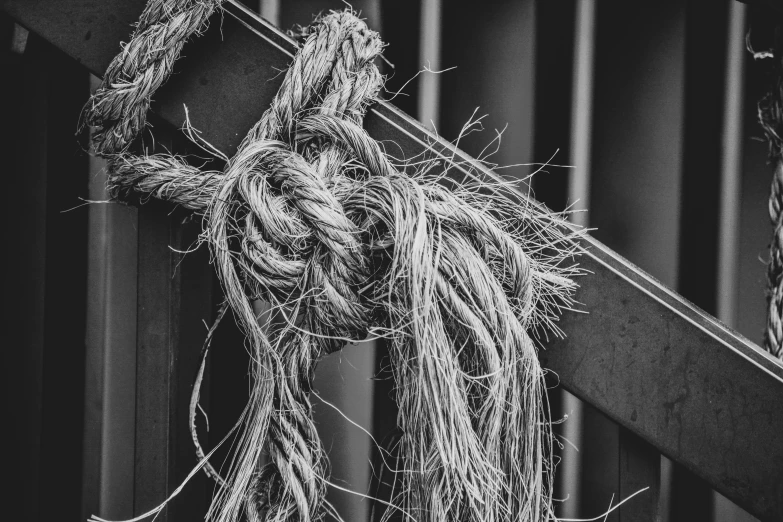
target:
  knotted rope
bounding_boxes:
[83,3,581,521]
[754,23,783,359]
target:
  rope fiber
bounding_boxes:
[82,2,582,521]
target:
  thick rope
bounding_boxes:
[754,23,783,359]
[82,0,226,154]
[84,4,582,521]
[766,161,783,359]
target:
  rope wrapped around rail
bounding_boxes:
[82,2,581,521]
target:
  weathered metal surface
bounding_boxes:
[618,428,661,521]
[543,242,783,520]
[3,0,783,519]
[133,202,179,520]
[134,197,214,522]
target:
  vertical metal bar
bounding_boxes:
[82,74,140,522]
[258,0,280,26]
[418,0,441,129]
[133,202,179,520]
[716,1,746,331]
[99,199,140,517]
[618,430,661,521]
[712,4,756,522]
[558,1,595,518]
[313,345,378,521]
[360,0,382,30]
[568,0,595,228]
[82,145,106,521]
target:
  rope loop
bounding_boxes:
[83,0,226,154]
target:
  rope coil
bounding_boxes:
[84,3,582,521]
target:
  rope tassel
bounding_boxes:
[85,4,582,521]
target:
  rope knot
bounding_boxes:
[85,6,582,522]
[208,12,385,358]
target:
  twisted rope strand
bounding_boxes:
[82,0,225,154]
[765,161,783,358]
[85,4,582,521]
[756,23,783,359]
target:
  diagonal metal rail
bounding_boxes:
[3,1,782,519]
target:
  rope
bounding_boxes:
[84,4,582,521]
[765,161,783,359]
[754,22,783,359]
[82,0,226,154]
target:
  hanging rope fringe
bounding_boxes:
[753,22,783,359]
[83,3,582,521]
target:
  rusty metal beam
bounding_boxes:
[3,0,782,519]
